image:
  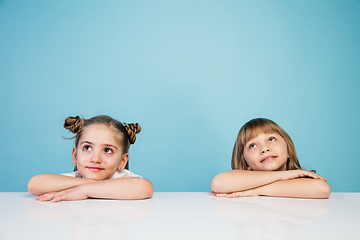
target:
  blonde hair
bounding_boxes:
[231,118,302,171]
[63,115,141,170]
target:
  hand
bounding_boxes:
[280,170,327,181]
[35,185,88,203]
[211,189,259,198]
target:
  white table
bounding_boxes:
[0,192,359,240]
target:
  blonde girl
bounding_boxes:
[211,118,330,198]
[28,115,153,202]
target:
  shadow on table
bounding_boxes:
[211,196,331,240]
[27,198,153,240]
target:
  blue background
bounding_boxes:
[1,0,359,192]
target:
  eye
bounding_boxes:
[83,145,92,151]
[104,148,113,154]
[249,143,256,149]
[269,137,276,142]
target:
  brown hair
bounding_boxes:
[231,118,302,171]
[64,115,141,170]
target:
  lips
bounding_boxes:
[86,166,105,171]
[261,156,277,163]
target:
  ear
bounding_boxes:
[72,147,77,166]
[244,160,251,171]
[118,153,129,171]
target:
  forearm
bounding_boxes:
[81,177,154,200]
[256,178,331,199]
[211,170,283,193]
[28,174,95,195]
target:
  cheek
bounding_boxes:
[75,151,91,164]
[243,151,249,160]
[281,143,289,156]
[243,151,253,164]
[108,156,123,167]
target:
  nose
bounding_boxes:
[91,150,102,163]
[261,145,270,154]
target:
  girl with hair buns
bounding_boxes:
[28,115,153,202]
[211,118,331,199]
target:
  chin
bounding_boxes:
[82,174,104,180]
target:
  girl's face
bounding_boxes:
[72,124,128,180]
[243,132,288,171]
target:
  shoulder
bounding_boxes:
[110,169,142,179]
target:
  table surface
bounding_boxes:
[0,192,359,240]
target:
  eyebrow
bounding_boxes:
[80,141,118,150]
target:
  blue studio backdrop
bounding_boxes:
[1,0,359,192]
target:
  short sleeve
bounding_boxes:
[110,169,142,179]
[61,171,82,178]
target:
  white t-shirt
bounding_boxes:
[61,169,142,179]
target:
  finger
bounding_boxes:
[35,195,42,200]
[314,173,327,181]
[215,193,228,197]
[303,171,328,181]
[311,173,326,180]
[36,196,45,201]
[314,174,324,180]
[311,173,322,179]
[36,193,48,199]
[301,171,320,179]
[36,193,54,202]
[37,197,48,202]
[315,175,327,181]
[227,192,242,198]
[243,190,255,197]
[210,192,216,196]
[306,173,319,179]
[51,194,64,203]
[227,194,236,198]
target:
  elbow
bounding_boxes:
[27,176,38,195]
[139,179,154,199]
[314,179,331,199]
[27,175,47,196]
[320,181,331,199]
[210,174,226,193]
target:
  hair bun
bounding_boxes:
[64,116,85,133]
[123,123,141,144]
